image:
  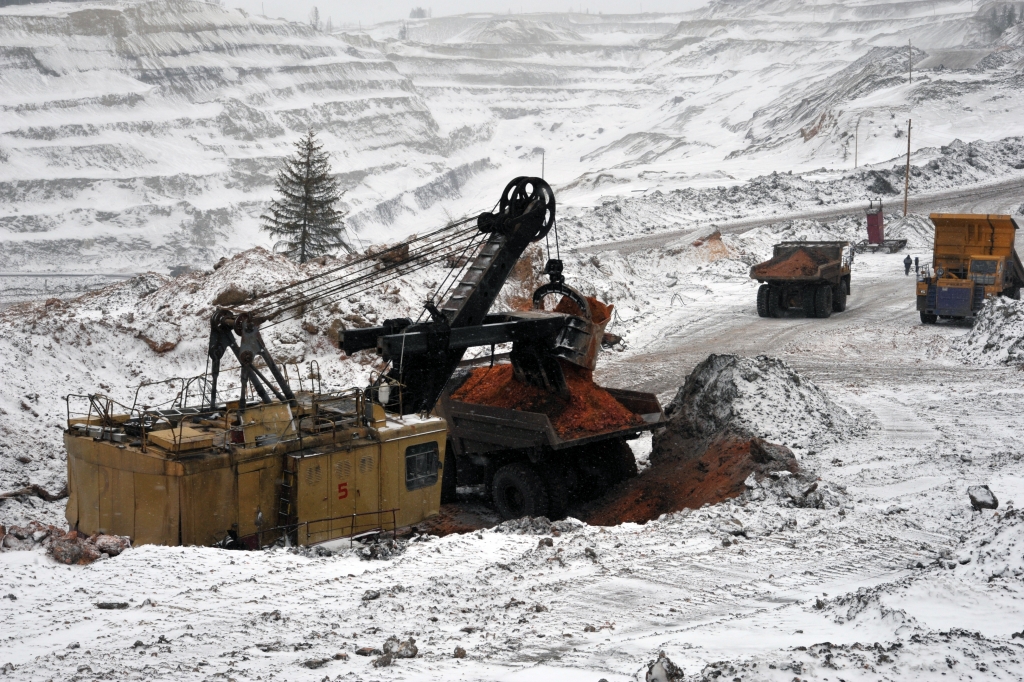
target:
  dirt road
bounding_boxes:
[596,254,1003,398]
[583,175,1024,256]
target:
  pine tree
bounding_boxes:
[261,131,349,263]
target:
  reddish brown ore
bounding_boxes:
[552,294,613,325]
[581,433,798,526]
[450,361,642,440]
[752,248,830,279]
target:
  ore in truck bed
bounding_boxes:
[753,247,833,279]
[449,362,643,440]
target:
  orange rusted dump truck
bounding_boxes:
[750,241,853,319]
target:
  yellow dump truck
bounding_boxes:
[917,214,1024,324]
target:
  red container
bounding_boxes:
[866,209,884,244]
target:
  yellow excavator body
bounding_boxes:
[64,396,447,547]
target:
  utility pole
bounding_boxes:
[541,149,545,178]
[854,117,860,168]
[904,119,912,217]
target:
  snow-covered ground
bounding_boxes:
[5,0,1024,679]
[4,207,1024,679]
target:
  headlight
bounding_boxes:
[937,267,945,277]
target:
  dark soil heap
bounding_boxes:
[450,362,643,440]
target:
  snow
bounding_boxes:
[661,353,860,452]
[5,0,1024,679]
[953,296,1024,365]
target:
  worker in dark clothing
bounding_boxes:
[914,256,919,275]
[904,254,912,276]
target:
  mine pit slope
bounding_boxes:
[4,0,1024,276]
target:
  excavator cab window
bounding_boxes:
[405,442,440,490]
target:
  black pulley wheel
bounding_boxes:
[491,462,549,520]
[498,177,556,242]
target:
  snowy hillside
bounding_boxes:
[4,0,1024,277]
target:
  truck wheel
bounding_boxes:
[756,284,770,317]
[538,464,569,521]
[813,284,832,318]
[801,287,816,317]
[767,286,783,318]
[492,463,549,520]
[832,284,847,312]
[920,311,937,324]
[440,439,457,503]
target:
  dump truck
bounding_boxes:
[751,241,853,318]
[64,177,663,547]
[917,213,1024,324]
[433,289,662,520]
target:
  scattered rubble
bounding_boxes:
[382,636,417,659]
[1,522,130,565]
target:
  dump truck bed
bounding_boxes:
[437,386,664,453]
[930,213,1024,282]
[750,241,850,282]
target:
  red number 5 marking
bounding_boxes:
[338,482,349,500]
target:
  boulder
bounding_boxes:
[212,284,249,307]
[968,485,999,510]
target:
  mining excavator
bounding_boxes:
[63,177,664,548]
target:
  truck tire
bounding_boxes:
[492,462,549,520]
[767,286,783,318]
[920,311,937,324]
[801,287,816,317]
[440,439,457,503]
[813,284,832,318]
[538,463,569,521]
[832,284,847,312]
[756,284,770,317]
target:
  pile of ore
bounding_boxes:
[1,521,130,564]
[582,354,852,525]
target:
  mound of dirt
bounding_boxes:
[884,214,934,249]
[582,431,798,526]
[953,297,1024,365]
[654,354,856,458]
[449,362,643,440]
